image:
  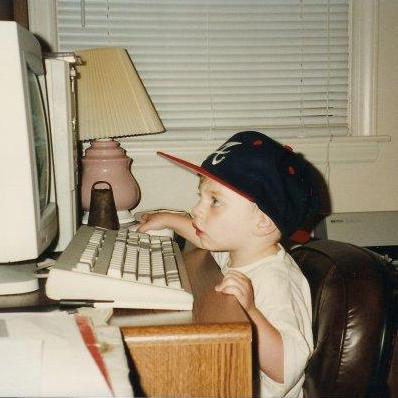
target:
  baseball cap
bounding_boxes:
[158,131,320,241]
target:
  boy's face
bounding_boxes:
[191,177,259,252]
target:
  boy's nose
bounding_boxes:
[191,201,202,219]
[191,204,199,218]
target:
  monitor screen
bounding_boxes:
[28,67,50,215]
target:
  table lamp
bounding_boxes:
[76,48,164,224]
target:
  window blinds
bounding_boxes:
[56,0,349,138]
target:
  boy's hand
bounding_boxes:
[215,270,255,313]
[137,212,170,233]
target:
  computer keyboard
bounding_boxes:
[45,225,193,310]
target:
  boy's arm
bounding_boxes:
[215,270,284,383]
[137,211,204,248]
[247,306,284,383]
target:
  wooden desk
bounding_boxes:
[0,249,252,398]
[113,248,252,398]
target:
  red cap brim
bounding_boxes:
[157,151,254,202]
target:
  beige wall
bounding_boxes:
[128,1,398,216]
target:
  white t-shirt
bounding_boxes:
[212,245,313,398]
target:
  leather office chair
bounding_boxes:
[291,240,397,398]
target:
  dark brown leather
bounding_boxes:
[291,240,397,398]
[388,337,398,398]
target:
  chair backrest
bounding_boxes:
[291,240,396,398]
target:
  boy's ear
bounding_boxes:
[255,212,278,236]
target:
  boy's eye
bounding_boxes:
[211,197,220,207]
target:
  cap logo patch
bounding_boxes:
[210,141,242,165]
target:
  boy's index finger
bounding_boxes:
[219,273,246,289]
[225,269,250,282]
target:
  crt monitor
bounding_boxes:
[0,22,58,294]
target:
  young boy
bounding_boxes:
[137,130,319,398]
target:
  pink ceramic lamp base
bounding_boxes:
[81,139,140,224]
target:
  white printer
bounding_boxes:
[314,211,398,266]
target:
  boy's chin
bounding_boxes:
[197,238,215,251]
[200,240,227,252]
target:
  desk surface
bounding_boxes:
[0,248,252,398]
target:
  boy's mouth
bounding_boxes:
[192,222,203,236]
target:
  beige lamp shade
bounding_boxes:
[76,47,164,140]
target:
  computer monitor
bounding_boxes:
[0,22,60,294]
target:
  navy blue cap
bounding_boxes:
[158,131,320,239]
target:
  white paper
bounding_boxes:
[95,326,134,397]
[0,312,112,397]
[0,338,42,396]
